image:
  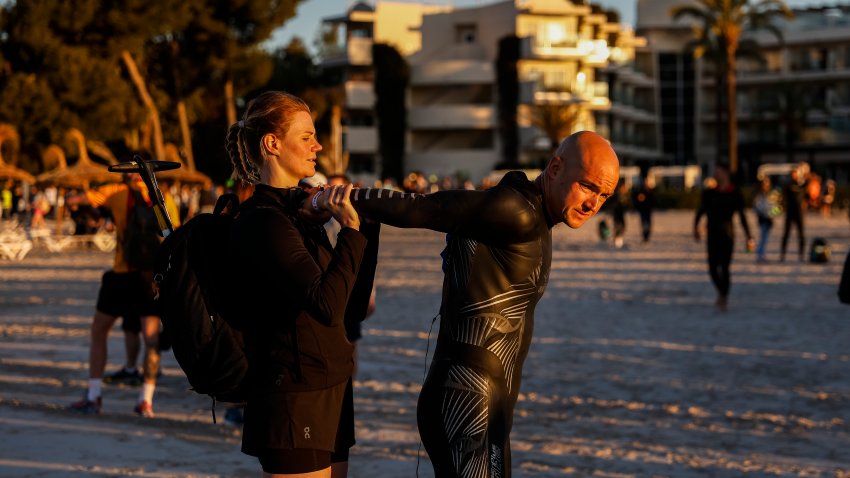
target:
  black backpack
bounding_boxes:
[124,189,162,269]
[153,193,249,415]
[809,237,831,263]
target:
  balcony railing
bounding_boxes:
[409,105,495,129]
[344,126,377,154]
[345,81,375,109]
[321,36,373,67]
[520,36,610,62]
[411,60,493,86]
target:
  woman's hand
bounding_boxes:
[320,184,360,231]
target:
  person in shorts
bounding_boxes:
[69,171,179,417]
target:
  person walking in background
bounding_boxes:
[633,179,655,242]
[611,180,630,249]
[312,131,619,478]
[226,91,378,478]
[781,167,806,262]
[753,177,780,263]
[69,170,179,417]
[694,164,753,312]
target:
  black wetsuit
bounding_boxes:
[694,185,751,297]
[352,172,552,478]
[781,181,805,261]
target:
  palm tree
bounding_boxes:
[531,102,582,153]
[671,0,792,174]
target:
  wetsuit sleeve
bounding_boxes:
[256,211,368,327]
[349,187,538,245]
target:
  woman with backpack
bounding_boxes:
[226,91,377,478]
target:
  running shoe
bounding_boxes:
[69,396,102,414]
[103,367,143,386]
[133,400,155,418]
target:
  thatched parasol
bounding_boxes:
[157,143,212,188]
[0,124,36,184]
[36,129,120,190]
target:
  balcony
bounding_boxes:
[520,36,610,63]
[321,36,373,68]
[411,60,493,86]
[522,80,610,108]
[345,81,374,109]
[408,105,495,130]
[344,126,377,154]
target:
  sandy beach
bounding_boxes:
[1,209,849,477]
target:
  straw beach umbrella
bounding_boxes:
[36,129,121,235]
[0,124,35,184]
[36,129,119,190]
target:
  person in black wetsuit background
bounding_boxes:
[780,167,806,262]
[632,179,655,242]
[311,131,619,478]
[693,164,753,312]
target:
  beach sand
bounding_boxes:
[1,210,848,477]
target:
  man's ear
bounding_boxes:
[547,156,563,178]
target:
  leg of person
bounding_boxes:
[717,240,733,311]
[103,314,142,385]
[70,270,127,414]
[707,242,727,311]
[756,222,770,262]
[781,216,792,262]
[795,216,805,262]
[418,362,510,478]
[69,309,118,413]
[134,314,160,418]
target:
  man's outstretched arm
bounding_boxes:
[312,186,539,245]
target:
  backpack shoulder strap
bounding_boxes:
[213,193,240,216]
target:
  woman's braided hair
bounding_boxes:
[225,91,311,185]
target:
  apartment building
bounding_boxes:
[729,5,850,182]
[321,0,638,184]
[320,1,451,179]
[408,0,638,182]
[609,0,850,183]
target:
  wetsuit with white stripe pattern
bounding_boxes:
[351,171,553,478]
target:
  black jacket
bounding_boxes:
[230,184,376,453]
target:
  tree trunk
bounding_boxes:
[176,100,195,170]
[330,103,343,175]
[726,47,738,174]
[715,67,723,163]
[121,50,165,161]
[169,41,195,170]
[225,78,237,127]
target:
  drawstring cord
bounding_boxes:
[416,312,440,478]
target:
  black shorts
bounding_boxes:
[257,379,354,474]
[95,270,159,333]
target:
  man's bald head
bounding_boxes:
[540,131,620,228]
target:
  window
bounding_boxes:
[455,24,477,44]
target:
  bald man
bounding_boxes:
[311,131,619,478]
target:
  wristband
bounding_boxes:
[311,191,322,212]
